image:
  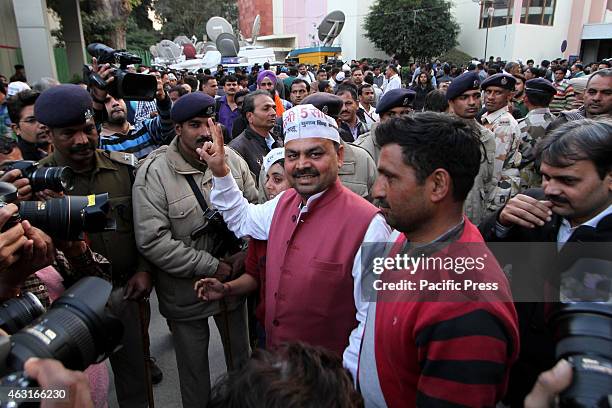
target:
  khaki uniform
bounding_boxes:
[39,149,149,408]
[481,106,522,213]
[354,122,381,165]
[464,123,496,225]
[517,108,555,190]
[132,138,257,408]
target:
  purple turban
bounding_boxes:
[257,70,277,85]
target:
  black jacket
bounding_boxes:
[228,126,280,183]
[479,188,612,406]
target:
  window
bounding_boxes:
[479,0,514,28]
[520,0,556,26]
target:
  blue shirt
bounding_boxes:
[217,96,240,136]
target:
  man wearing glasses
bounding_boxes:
[7,89,51,161]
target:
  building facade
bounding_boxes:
[452,0,612,64]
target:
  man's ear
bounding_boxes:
[429,168,451,203]
[174,123,182,136]
[336,142,345,168]
[10,123,20,137]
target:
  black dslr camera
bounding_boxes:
[85,43,157,101]
[0,181,115,240]
[191,208,244,258]
[1,160,74,193]
[0,277,123,408]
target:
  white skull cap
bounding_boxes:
[263,147,285,174]
[282,104,340,144]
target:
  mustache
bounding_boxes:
[69,143,93,153]
[376,199,390,209]
[292,168,319,178]
[195,136,212,145]
[546,195,569,204]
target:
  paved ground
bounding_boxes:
[108,290,227,408]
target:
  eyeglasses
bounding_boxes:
[19,117,38,125]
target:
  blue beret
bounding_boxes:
[480,73,516,91]
[375,88,416,114]
[35,84,93,128]
[171,92,216,123]
[446,71,481,101]
[302,93,343,118]
[525,78,556,96]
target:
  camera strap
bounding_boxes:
[184,174,211,213]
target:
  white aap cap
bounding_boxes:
[282,104,340,144]
[263,147,285,174]
[7,81,30,97]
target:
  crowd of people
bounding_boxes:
[0,50,609,408]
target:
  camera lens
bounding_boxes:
[0,293,45,335]
[29,167,75,193]
[18,193,115,240]
[550,302,612,407]
[5,277,123,372]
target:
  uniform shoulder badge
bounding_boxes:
[108,150,139,167]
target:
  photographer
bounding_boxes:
[479,119,612,405]
[33,84,156,407]
[133,92,257,408]
[89,57,175,160]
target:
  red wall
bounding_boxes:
[237,0,273,38]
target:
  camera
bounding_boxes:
[190,208,244,258]
[549,302,612,407]
[0,181,115,240]
[0,277,123,407]
[0,293,45,335]
[1,161,74,193]
[86,43,158,101]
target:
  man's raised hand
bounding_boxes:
[196,118,230,177]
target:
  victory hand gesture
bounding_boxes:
[196,118,230,177]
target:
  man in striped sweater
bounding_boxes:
[90,60,175,160]
[358,113,519,407]
[549,68,575,115]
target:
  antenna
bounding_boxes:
[206,16,234,42]
[251,15,261,46]
[173,36,192,46]
[216,32,240,57]
[158,39,182,63]
[317,10,345,47]
[149,45,159,58]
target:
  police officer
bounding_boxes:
[132,92,257,408]
[446,71,496,225]
[480,73,523,213]
[354,88,415,164]
[301,93,377,201]
[34,84,153,407]
[518,78,557,190]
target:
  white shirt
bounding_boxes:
[297,72,315,84]
[211,173,392,379]
[359,103,379,124]
[383,74,401,95]
[557,204,612,249]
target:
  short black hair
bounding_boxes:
[183,76,198,91]
[7,89,40,124]
[208,343,362,408]
[199,75,216,90]
[243,90,272,114]
[291,78,310,93]
[318,80,330,92]
[375,112,481,201]
[335,85,358,101]
[169,85,188,97]
[0,82,5,96]
[537,119,612,180]
[423,89,449,113]
[289,67,298,76]
[316,69,327,76]
[358,83,373,96]
[222,75,238,85]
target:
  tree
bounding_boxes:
[153,0,238,40]
[364,0,459,64]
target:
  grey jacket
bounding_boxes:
[133,138,258,321]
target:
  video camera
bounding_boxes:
[1,161,74,193]
[0,181,115,241]
[0,277,123,407]
[85,43,157,101]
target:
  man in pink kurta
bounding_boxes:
[199,104,391,379]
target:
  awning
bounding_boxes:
[582,23,612,40]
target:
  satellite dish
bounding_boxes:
[216,32,240,57]
[317,10,345,47]
[149,45,159,58]
[159,39,183,62]
[174,36,192,46]
[195,41,206,54]
[204,42,218,53]
[206,16,234,42]
[251,15,261,46]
